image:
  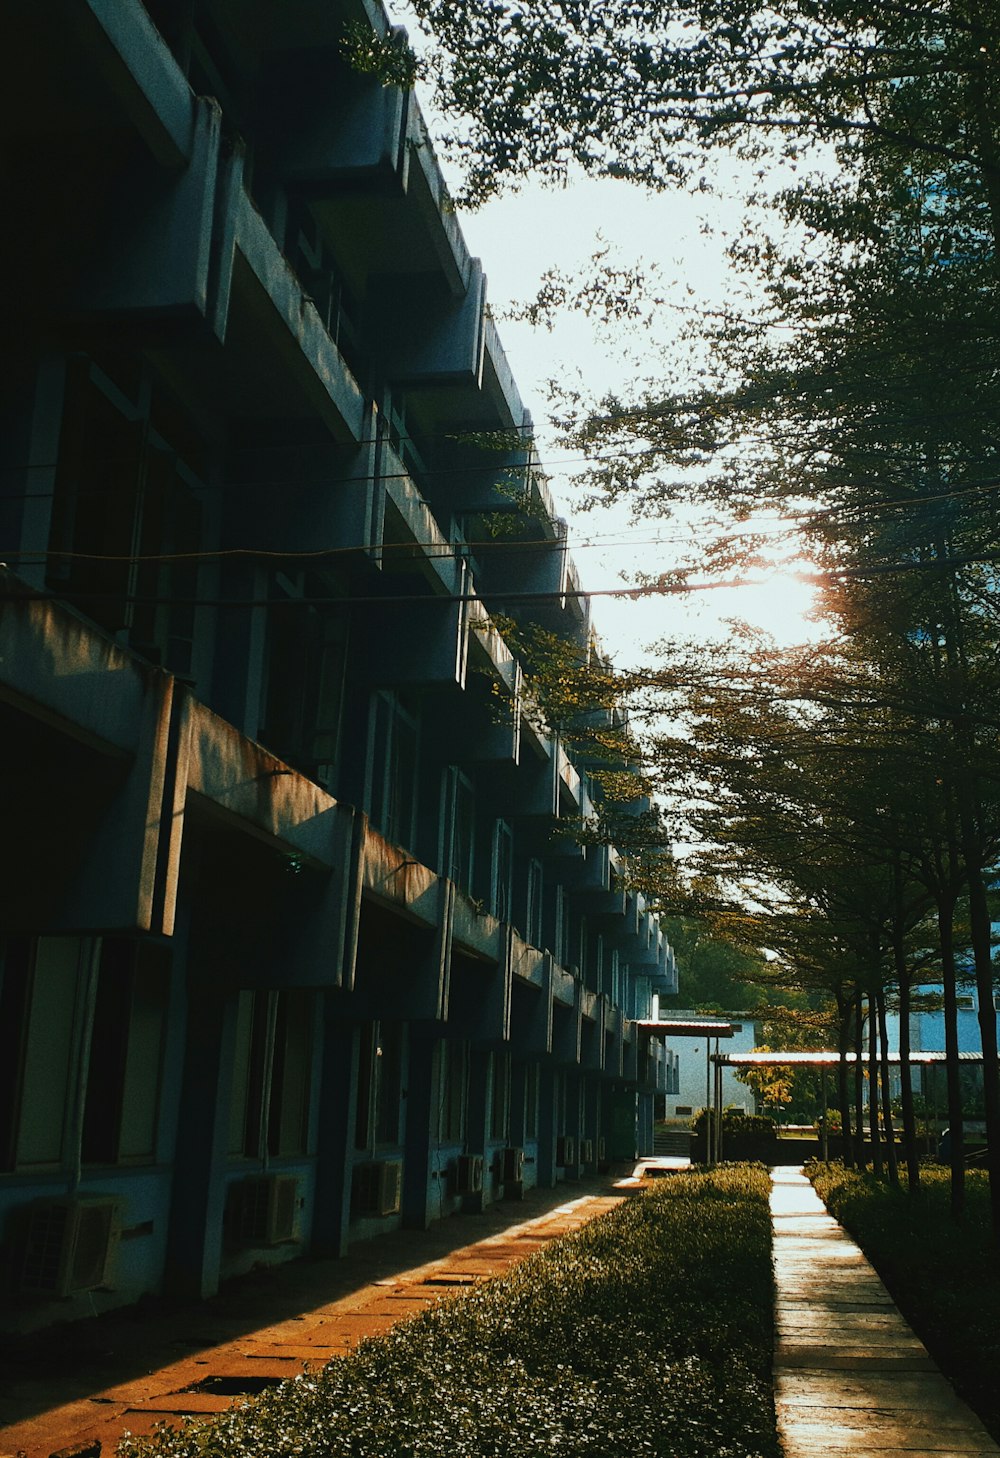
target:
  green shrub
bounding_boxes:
[692,1108,776,1137]
[808,1161,1000,1443]
[121,1166,779,1458]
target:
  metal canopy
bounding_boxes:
[633,1019,735,1039]
[717,1049,989,1066]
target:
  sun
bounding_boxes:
[710,562,826,646]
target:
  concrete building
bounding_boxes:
[0,0,679,1330]
[659,1012,761,1123]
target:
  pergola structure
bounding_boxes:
[634,1019,734,1163]
[635,1029,989,1165]
[713,1049,988,1164]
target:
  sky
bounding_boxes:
[457,178,826,664]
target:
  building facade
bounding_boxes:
[0,0,678,1329]
[660,1013,761,1123]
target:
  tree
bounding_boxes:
[402,0,1000,239]
[403,0,1000,1222]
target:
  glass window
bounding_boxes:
[15,939,81,1168]
[439,1040,467,1144]
[526,859,543,948]
[83,940,170,1165]
[368,693,419,850]
[443,767,475,893]
[356,1020,403,1151]
[230,990,313,1161]
[0,935,168,1172]
[492,821,513,922]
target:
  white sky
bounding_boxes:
[461,180,825,666]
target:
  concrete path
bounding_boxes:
[771,1166,1000,1458]
[0,1181,627,1458]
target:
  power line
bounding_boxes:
[4,550,999,614]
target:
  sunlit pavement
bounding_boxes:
[771,1166,999,1458]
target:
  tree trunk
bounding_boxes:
[937,890,965,1220]
[876,984,899,1187]
[960,850,1000,1240]
[895,961,920,1191]
[867,992,883,1178]
[853,991,866,1168]
[837,992,854,1168]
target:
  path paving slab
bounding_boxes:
[771,1166,1000,1458]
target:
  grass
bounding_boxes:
[120,1165,780,1458]
[808,1161,1000,1443]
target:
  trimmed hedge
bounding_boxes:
[121,1166,779,1458]
[808,1162,1000,1443]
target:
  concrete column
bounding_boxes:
[537,1066,557,1187]
[402,1031,436,1229]
[464,1046,490,1211]
[164,982,234,1300]
[312,1010,359,1256]
[509,1060,527,1147]
[583,1076,600,1169]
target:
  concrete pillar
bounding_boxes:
[402,1031,436,1229]
[164,982,234,1300]
[464,1045,490,1211]
[312,1011,359,1255]
[537,1066,557,1187]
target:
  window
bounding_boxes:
[49,360,205,678]
[609,950,622,1010]
[0,937,80,1170]
[82,940,170,1165]
[554,886,570,968]
[0,936,170,1172]
[368,692,419,850]
[229,990,313,1160]
[262,574,350,783]
[492,821,513,922]
[526,859,543,948]
[355,1021,403,1152]
[438,1040,467,1144]
[442,767,475,893]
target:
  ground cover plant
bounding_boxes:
[809,1162,1000,1443]
[121,1166,778,1458]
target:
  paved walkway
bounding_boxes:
[0,1180,627,1458]
[772,1165,1000,1458]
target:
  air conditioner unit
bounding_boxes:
[454,1153,484,1195]
[377,1160,403,1215]
[352,1161,403,1218]
[225,1175,299,1246]
[556,1135,576,1167]
[501,1147,525,1184]
[579,1139,594,1165]
[20,1197,121,1298]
